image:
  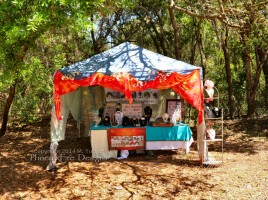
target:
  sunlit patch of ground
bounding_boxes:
[0,117,267,199]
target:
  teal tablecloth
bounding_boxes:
[90,125,129,130]
[90,125,110,130]
[90,124,192,141]
[146,124,192,141]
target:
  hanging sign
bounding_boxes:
[166,99,184,119]
[121,103,143,118]
[105,88,158,104]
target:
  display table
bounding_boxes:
[90,124,193,158]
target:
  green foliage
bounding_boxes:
[10,56,52,122]
[1,0,268,125]
[0,0,110,124]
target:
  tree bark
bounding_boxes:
[256,47,268,111]
[0,83,16,137]
[263,59,268,110]
[195,20,206,79]
[213,20,235,119]
[169,0,181,59]
[241,33,264,117]
[189,18,197,65]
[241,33,255,117]
[149,20,168,56]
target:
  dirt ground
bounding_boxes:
[0,116,267,200]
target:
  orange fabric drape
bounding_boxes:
[53,69,204,123]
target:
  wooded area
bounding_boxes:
[0,0,267,135]
[0,1,267,199]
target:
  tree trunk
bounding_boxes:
[195,20,206,79]
[256,47,268,112]
[241,34,255,117]
[222,35,235,119]
[241,33,264,117]
[169,0,181,60]
[0,83,16,137]
[148,29,162,54]
[263,60,268,110]
[189,18,197,65]
[213,20,235,119]
[149,20,168,56]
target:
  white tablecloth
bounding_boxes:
[146,137,194,153]
[91,130,118,159]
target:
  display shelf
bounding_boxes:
[203,85,223,166]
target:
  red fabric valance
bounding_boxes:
[53,69,204,123]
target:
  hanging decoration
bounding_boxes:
[53,69,204,124]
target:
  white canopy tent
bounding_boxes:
[47,42,207,170]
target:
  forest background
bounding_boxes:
[0,0,268,136]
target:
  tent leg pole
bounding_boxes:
[46,141,59,171]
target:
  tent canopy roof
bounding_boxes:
[59,42,202,81]
[54,42,204,123]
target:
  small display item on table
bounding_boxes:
[114,108,123,125]
[103,115,111,126]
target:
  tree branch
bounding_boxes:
[172,2,247,29]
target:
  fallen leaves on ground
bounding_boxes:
[0,117,267,199]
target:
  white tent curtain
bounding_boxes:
[50,87,82,142]
[197,115,207,162]
[48,88,82,170]
[197,80,207,162]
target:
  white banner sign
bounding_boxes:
[105,88,158,104]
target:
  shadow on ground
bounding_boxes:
[0,116,267,198]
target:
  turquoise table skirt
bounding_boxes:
[90,125,111,130]
[146,124,192,141]
[90,124,192,141]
